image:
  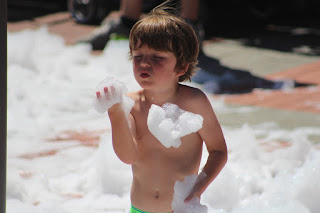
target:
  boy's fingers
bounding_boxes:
[184,195,193,203]
[110,85,116,95]
[184,192,200,203]
[96,85,117,100]
[104,87,110,100]
[96,91,101,98]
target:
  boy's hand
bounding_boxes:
[92,76,127,114]
[184,190,200,203]
[184,171,207,203]
[172,174,207,213]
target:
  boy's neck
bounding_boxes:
[143,84,180,106]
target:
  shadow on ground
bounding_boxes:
[202,1,320,56]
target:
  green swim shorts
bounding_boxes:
[130,204,149,213]
[130,204,173,213]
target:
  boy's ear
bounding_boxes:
[177,63,189,77]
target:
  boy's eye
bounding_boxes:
[152,56,164,61]
[133,55,142,60]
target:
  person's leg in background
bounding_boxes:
[120,0,143,21]
[81,0,206,50]
[79,0,143,50]
[180,0,199,21]
[180,0,205,50]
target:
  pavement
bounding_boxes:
[7,11,320,114]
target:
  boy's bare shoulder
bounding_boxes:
[179,84,208,102]
[178,84,212,113]
[126,90,143,100]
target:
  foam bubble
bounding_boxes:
[231,201,310,213]
[202,169,240,210]
[7,28,320,213]
[122,95,135,118]
[172,173,208,213]
[92,76,131,114]
[147,103,204,148]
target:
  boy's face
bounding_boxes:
[132,44,184,90]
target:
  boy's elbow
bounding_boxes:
[218,150,228,164]
[220,142,228,165]
[210,149,228,166]
[222,150,228,165]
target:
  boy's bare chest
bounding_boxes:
[133,108,203,167]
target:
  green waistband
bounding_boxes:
[130,204,150,213]
[130,204,172,213]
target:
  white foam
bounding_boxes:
[6,28,320,213]
[172,173,208,213]
[92,76,128,113]
[147,103,204,148]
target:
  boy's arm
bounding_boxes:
[93,76,137,165]
[185,93,228,202]
[108,103,138,165]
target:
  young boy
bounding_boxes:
[95,8,227,213]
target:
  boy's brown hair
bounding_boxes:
[129,8,199,82]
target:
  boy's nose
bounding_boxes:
[140,56,151,67]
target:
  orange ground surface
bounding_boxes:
[216,61,320,113]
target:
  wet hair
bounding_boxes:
[129,8,199,82]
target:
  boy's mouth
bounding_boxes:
[140,71,150,78]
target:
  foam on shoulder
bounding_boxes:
[147,103,203,148]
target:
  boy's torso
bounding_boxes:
[128,85,205,212]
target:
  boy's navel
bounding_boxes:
[154,190,160,199]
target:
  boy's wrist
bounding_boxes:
[107,103,123,115]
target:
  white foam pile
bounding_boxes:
[7,28,320,213]
[148,103,203,148]
[92,76,134,116]
[172,173,208,213]
[92,76,128,113]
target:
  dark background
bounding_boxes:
[7,0,320,55]
[1,0,7,211]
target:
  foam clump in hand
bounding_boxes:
[172,173,208,213]
[121,94,135,117]
[147,103,203,148]
[92,76,131,114]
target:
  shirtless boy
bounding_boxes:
[95,8,227,213]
